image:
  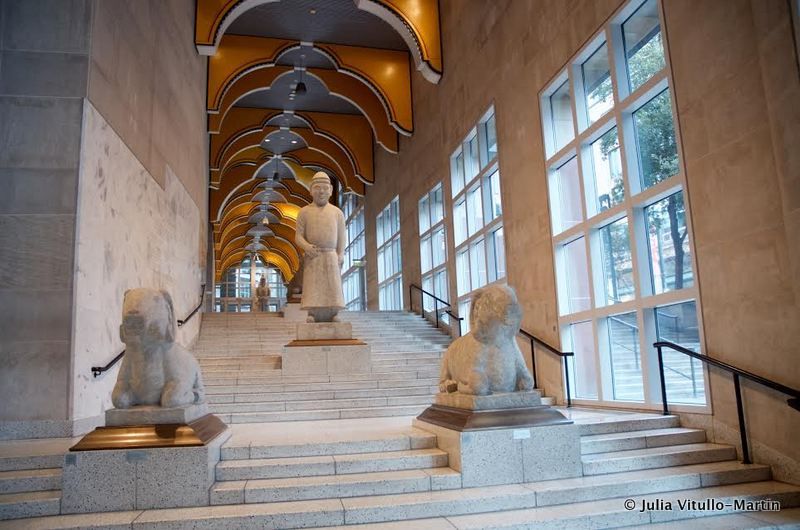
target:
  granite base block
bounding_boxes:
[414,409,581,487]
[435,391,542,410]
[282,303,308,321]
[105,403,209,426]
[282,344,371,375]
[296,322,353,341]
[60,426,231,513]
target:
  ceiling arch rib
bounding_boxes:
[211,107,375,184]
[208,164,304,221]
[354,0,442,83]
[207,35,412,135]
[213,143,364,195]
[208,68,398,153]
[195,0,441,85]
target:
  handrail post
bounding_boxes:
[529,338,537,389]
[563,356,572,408]
[733,373,751,464]
[657,345,669,415]
[434,298,439,328]
[409,285,414,314]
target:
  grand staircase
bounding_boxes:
[195,311,453,423]
[1,310,799,528]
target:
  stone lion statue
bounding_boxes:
[439,285,534,395]
[112,288,205,409]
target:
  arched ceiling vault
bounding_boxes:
[196,0,443,281]
[196,0,442,82]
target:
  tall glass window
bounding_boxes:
[419,183,449,315]
[448,107,504,328]
[549,157,583,234]
[341,193,366,310]
[541,0,704,409]
[377,197,402,310]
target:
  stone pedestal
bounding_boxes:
[282,302,307,321]
[105,403,208,426]
[414,395,581,487]
[61,413,229,513]
[296,322,353,340]
[282,340,371,375]
[435,391,541,410]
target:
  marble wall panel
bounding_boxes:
[0,340,70,421]
[0,50,88,97]
[1,0,91,53]
[71,101,204,420]
[87,0,207,210]
[0,168,78,215]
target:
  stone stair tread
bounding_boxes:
[218,448,447,470]
[0,490,61,503]
[0,468,62,495]
[0,469,61,480]
[581,426,703,442]
[444,480,800,529]
[582,442,733,461]
[580,427,707,454]
[0,490,61,521]
[628,507,800,529]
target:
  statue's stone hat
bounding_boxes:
[311,171,332,187]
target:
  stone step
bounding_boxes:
[221,404,429,423]
[222,429,436,460]
[205,379,436,395]
[0,454,64,473]
[441,481,800,529]
[0,468,62,494]
[203,371,439,385]
[581,427,707,454]
[575,414,680,435]
[2,464,787,527]
[211,468,462,505]
[208,385,438,404]
[210,395,433,414]
[215,448,448,481]
[582,442,737,475]
[0,490,60,521]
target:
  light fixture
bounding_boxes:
[291,139,298,144]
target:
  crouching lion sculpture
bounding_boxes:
[112,288,205,408]
[439,285,534,395]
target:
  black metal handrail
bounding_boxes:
[177,284,206,327]
[655,340,800,464]
[518,328,574,407]
[91,284,206,378]
[409,284,456,333]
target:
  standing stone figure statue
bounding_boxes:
[256,276,270,312]
[112,288,205,408]
[295,171,346,322]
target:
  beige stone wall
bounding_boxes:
[87,0,208,212]
[366,0,799,476]
[664,0,800,479]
